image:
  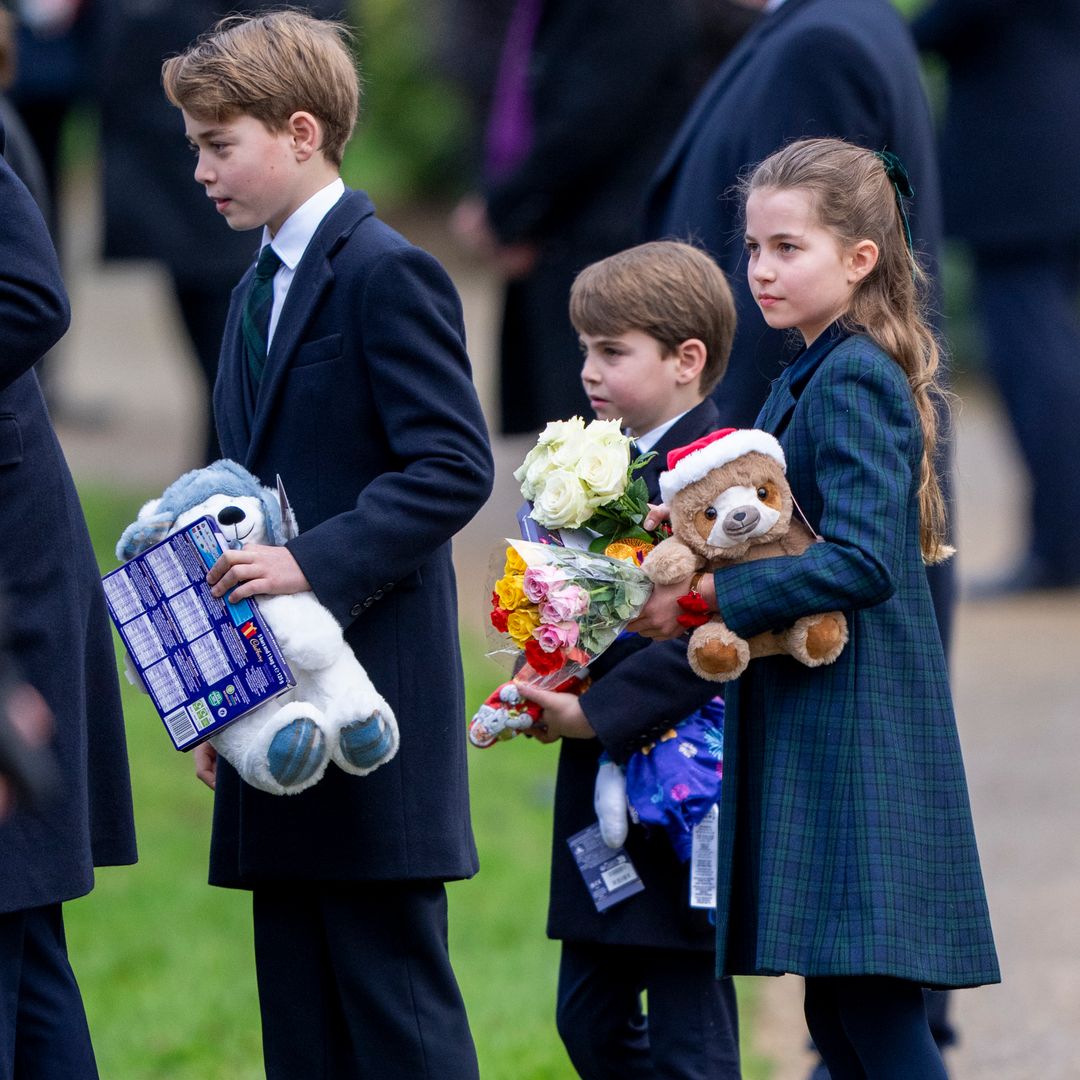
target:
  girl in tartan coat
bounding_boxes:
[618,138,1000,1078]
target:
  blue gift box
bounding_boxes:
[102,516,295,750]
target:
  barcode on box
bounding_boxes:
[600,859,638,892]
[163,708,197,747]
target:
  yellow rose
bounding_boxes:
[506,607,540,646]
[494,573,528,611]
[504,546,527,575]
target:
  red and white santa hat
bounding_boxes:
[659,427,786,505]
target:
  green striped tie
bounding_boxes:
[242,245,283,384]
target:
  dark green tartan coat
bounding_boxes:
[711,328,999,988]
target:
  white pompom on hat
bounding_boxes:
[658,427,786,505]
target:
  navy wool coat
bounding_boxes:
[0,152,137,912]
[709,329,998,988]
[211,190,494,886]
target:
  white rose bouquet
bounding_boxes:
[514,417,669,554]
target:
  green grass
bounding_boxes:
[67,483,769,1078]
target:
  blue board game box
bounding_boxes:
[102,516,295,750]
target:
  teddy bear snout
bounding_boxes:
[723,505,762,538]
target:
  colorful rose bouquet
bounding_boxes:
[486,540,653,686]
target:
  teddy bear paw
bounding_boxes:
[689,624,750,681]
[793,612,848,666]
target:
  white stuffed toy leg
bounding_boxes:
[210,698,331,796]
[259,594,399,777]
[594,759,630,848]
[321,652,399,777]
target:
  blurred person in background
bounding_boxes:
[0,135,136,1080]
[0,4,48,211]
[450,0,751,435]
[914,0,1080,596]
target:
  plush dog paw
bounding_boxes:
[267,715,327,789]
[335,710,399,776]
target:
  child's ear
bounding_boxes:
[674,339,707,384]
[846,239,879,284]
[287,111,323,160]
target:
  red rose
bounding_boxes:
[490,606,511,633]
[525,637,566,675]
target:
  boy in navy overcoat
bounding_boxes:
[0,141,137,1077]
[524,243,741,1078]
[163,13,493,1078]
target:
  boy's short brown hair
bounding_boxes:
[569,241,736,396]
[162,10,360,167]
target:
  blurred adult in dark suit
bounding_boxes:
[0,132,137,1080]
[450,0,702,434]
[914,0,1080,594]
[93,0,343,465]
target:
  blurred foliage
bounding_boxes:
[343,0,471,209]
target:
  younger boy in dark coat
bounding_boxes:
[162,13,494,1078]
[525,241,741,1078]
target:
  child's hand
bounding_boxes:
[514,683,596,741]
[642,503,671,533]
[628,570,717,640]
[206,544,311,602]
[194,742,217,790]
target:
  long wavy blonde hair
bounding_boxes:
[744,137,953,563]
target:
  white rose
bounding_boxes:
[577,429,630,502]
[514,441,552,500]
[531,469,591,529]
[536,416,586,447]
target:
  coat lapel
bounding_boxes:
[244,190,375,467]
[214,274,257,460]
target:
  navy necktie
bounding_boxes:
[242,245,283,384]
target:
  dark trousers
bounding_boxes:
[0,904,97,1080]
[556,940,740,1079]
[975,238,1080,577]
[803,976,946,1080]
[252,881,478,1080]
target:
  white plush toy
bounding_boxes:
[116,459,399,796]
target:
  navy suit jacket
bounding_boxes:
[211,189,494,886]
[913,0,1080,247]
[646,0,943,431]
[547,399,724,950]
[0,151,137,913]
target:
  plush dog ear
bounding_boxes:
[115,499,175,562]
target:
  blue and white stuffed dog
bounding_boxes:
[117,459,398,795]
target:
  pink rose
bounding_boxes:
[523,564,568,603]
[533,621,580,653]
[670,783,690,803]
[539,584,590,622]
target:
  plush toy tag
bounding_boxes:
[689,803,719,909]
[567,823,644,911]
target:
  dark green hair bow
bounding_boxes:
[874,148,915,258]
